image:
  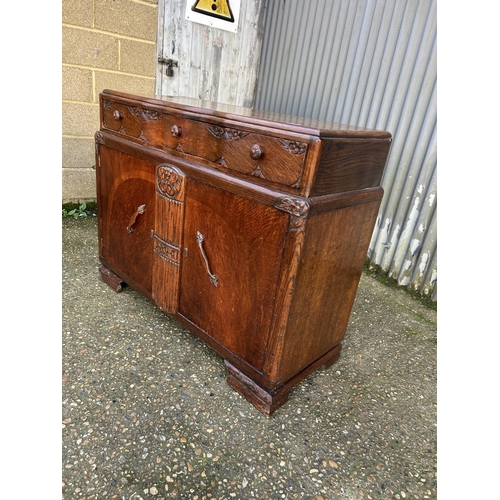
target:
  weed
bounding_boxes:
[62,202,97,218]
[364,259,437,311]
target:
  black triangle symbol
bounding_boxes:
[192,0,235,23]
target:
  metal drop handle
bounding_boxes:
[196,231,218,287]
[127,204,146,233]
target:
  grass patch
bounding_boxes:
[363,259,437,311]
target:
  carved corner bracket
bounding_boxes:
[95,131,105,146]
[275,197,310,230]
[95,131,105,160]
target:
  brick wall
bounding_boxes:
[62,0,158,204]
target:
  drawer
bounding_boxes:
[219,130,308,188]
[101,99,164,147]
[102,97,309,190]
[164,116,309,189]
[163,115,222,161]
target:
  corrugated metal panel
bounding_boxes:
[255,0,437,301]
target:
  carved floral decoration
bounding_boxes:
[206,124,249,140]
[128,106,162,120]
[157,165,184,200]
[275,197,310,230]
[278,139,308,155]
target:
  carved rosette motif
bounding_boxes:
[277,139,308,155]
[275,197,310,230]
[157,165,184,200]
[103,100,113,110]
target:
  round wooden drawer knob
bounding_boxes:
[171,125,182,137]
[250,144,263,160]
[113,110,123,120]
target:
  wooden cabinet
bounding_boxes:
[95,90,392,415]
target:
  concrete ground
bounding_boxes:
[62,216,437,500]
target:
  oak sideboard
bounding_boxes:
[95,90,392,415]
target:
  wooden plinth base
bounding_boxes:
[225,343,342,416]
[98,264,125,292]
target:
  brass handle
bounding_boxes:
[196,231,218,287]
[249,144,263,160]
[113,110,123,120]
[171,124,182,137]
[127,204,146,233]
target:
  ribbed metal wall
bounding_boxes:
[255,0,437,301]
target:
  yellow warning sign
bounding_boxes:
[191,0,234,23]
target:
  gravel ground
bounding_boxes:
[62,216,437,500]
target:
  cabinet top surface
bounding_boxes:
[101,90,391,139]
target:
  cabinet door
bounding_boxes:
[178,179,289,370]
[97,145,156,296]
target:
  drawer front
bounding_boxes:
[101,99,164,146]
[102,98,309,190]
[163,115,222,161]
[220,131,307,188]
[164,118,309,189]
